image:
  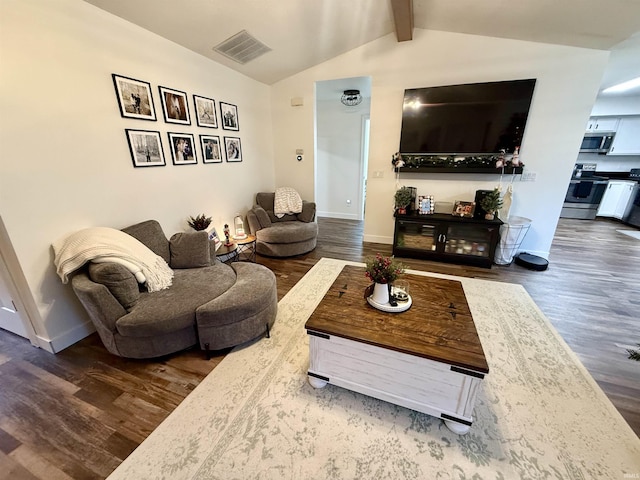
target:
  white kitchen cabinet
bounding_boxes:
[597,180,636,218]
[608,116,640,155]
[585,116,619,132]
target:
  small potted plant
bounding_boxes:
[394,187,413,214]
[480,188,503,220]
[187,214,212,231]
[187,214,218,241]
[365,253,405,305]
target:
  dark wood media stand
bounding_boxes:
[393,213,502,268]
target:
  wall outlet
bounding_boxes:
[521,171,537,182]
[373,170,384,178]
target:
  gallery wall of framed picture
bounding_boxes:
[112,73,244,168]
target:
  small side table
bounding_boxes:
[234,235,257,262]
[215,244,238,264]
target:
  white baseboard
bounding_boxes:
[43,320,95,353]
[363,234,393,244]
[317,211,360,221]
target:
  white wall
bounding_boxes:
[316,97,371,219]
[592,96,640,116]
[271,28,610,257]
[0,0,275,351]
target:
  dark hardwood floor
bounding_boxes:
[1,216,638,479]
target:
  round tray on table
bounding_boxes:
[366,294,412,313]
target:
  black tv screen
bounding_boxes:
[399,79,536,155]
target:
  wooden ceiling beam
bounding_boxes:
[390,0,414,42]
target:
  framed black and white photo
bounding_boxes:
[167,132,197,165]
[112,74,156,121]
[200,135,223,164]
[159,86,191,125]
[220,102,239,131]
[125,129,165,167]
[193,95,218,128]
[224,136,242,162]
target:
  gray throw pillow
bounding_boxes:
[88,262,140,311]
[253,206,272,229]
[297,202,316,223]
[169,231,210,268]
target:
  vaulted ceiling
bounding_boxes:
[85,0,640,93]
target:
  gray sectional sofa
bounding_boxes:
[247,192,318,257]
[70,220,277,359]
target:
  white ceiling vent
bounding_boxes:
[213,30,271,64]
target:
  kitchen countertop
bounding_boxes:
[595,171,632,180]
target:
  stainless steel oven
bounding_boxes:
[560,163,609,219]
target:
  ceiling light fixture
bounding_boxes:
[602,76,640,94]
[341,89,362,106]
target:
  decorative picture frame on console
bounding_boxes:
[418,195,435,214]
[453,201,475,218]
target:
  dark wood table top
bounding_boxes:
[305,265,489,374]
[215,244,237,256]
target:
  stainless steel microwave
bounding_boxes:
[580,133,614,153]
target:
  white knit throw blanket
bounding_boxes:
[52,227,173,292]
[274,187,303,218]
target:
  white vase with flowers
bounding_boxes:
[365,254,405,305]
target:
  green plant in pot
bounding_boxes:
[187,214,212,231]
[394,187,413,214]
[480,188,503,220]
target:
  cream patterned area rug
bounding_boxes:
[617,229,640,240]
[108,258,640,480]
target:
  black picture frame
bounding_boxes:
[224,136,242,162]
[220,101,239,131]
[167,132,197,165]
[125,129,165,167]
[193,95,218,128]
[200,135,223,163]
[159,86,191,125]
[112,74,156,121]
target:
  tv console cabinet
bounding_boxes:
[393,213,502,268]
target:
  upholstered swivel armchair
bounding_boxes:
[66,220,277,359]
[246,192,318,257]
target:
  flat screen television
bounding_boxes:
[399,79,536,155]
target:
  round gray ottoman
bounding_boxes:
[195,262,277,355]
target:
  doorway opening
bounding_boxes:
[314,76,372,221]
[0,215,40,346]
